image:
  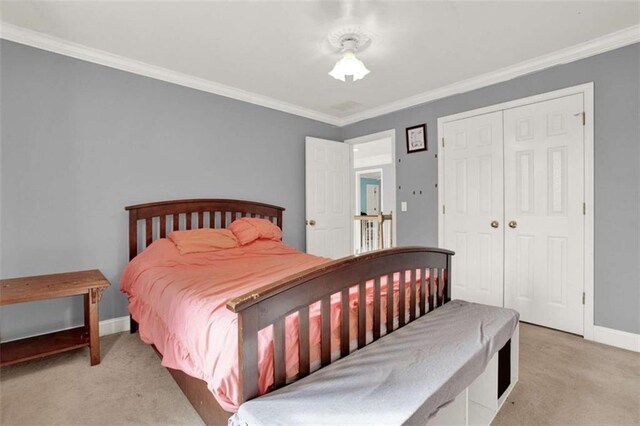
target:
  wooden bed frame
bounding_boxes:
[125,198,454,425]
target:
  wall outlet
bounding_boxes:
[401,202,408,212]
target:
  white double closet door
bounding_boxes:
[444,94,585,335]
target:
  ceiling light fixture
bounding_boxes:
[328,35,370,82]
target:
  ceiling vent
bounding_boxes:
[330,100,363,112]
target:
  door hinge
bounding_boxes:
[582,112,586,126]
[442,138,445,148]
[442,205,446,214]
[583,202,586,215]
[582,292,585,305]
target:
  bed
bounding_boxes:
[123,198,454,425]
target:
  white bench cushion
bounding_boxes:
[233,300,519,426]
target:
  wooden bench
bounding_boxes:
[0,270,110,367]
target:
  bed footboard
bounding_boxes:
[227,246,454,404]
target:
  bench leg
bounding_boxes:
[130,315,139,334]
[85,288,100,366]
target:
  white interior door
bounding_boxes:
[503,94,585,335]
[305,137,351,259]
[443,111,504,307]
[366,184,380,215]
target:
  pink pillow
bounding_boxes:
[168,228,239,255]
[229,217,282,245]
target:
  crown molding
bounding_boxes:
[337,24,640,126]
[1,22,638,128]
[0,22,342,127]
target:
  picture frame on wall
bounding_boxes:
[406,124,427,153]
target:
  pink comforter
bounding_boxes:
[121,239,422,412]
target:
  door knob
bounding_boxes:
[490,220,499,228]
[508,220,518,229]
[307,219,316,226]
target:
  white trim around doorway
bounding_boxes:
[345,129,398,249]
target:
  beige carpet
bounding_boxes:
[1,323,638,425]
[1,332,203,425]
[493,323,640,426]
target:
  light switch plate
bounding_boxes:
[401,202,408,212]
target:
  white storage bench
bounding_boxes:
[430,324,519,426]
[232,300,520,426]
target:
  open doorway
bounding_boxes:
[357,170,382,215]
[354,168,390,253]
[347,130,396,254]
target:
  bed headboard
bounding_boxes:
[125,199,285,261]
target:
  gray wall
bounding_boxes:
[342,43,640,335]
[1,40,638,340]
[0,41,340,341]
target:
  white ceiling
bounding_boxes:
[353,138,392,168]
[1,1,639,126]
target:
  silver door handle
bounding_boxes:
[509,220,517,229]
[491,220,499,229]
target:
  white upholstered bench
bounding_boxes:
[232,300,520,426]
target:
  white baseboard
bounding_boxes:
[592,326,640,352]
[99,315,130,336]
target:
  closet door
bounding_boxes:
[503,94,585,335]
[443,111,504,307]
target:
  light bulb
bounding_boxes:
[329,50,370,82]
